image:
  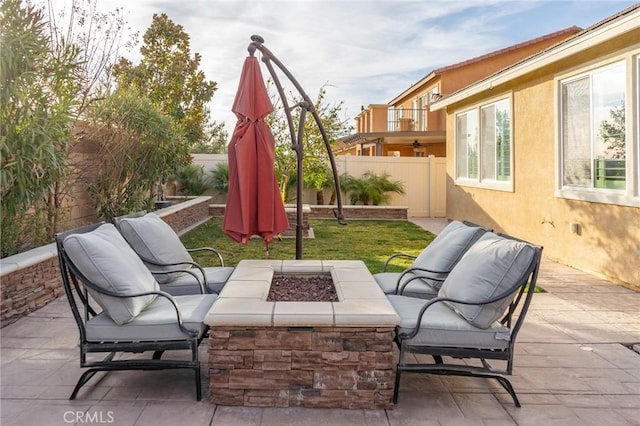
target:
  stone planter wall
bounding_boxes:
[310,205,407,220]
[209,204,407,228]
[0,196,212,328]
[209,204,310,238]
[209,326,396,409]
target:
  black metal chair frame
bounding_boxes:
[393,235,543,407]
[56,223,209,400]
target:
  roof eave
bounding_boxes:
[388,71,438,105]
[431,8,639,111]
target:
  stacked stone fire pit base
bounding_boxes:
[209,326,395,409]
[205,260,401,410]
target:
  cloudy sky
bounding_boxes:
[52,0,638,135]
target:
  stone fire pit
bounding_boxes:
[205,259,400,409]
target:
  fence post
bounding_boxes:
[428,155,436,217]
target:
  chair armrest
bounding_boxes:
[187,247,225,267]
[382,253,416,272]
[148,268,206,294]
[394,266,449,294]
[81,281,201,338]
[398,280,534,341]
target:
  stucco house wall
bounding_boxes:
[441,12,639,288]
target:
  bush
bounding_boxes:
[174,164,212,196]
[340,171,405,205]
[82,89,189,220]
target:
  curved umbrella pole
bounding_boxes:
[248,35,346,260]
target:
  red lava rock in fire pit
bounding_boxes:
[267,275,338,302]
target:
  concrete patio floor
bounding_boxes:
[1,219,639,425]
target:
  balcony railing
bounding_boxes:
[388,108,428,132]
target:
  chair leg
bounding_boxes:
[152,350,164,359]
[393,366,402,404]
[195,366,202,401]
[70,369,101,400]
[493,375,521,407]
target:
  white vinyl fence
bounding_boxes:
[192,153,446,218]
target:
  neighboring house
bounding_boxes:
[335,26,581,158]
[431,4,640,288]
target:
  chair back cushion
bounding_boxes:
[411,221,487,287]
[438,232,536,329]
[63,223,160,325]
[116,213,193,283]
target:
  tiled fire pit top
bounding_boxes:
[204,259,400,327]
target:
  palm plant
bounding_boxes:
[209,163,229,195]
[340,171,405,205]
[174,164,212,196]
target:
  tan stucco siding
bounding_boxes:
[445,49,640,287]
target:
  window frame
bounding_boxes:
[555,52,639,207]
[454,94,514,192]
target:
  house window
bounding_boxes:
[455,97,512,189]
[481,99,511,181]
[560,61,626,190]
[558,55,639,207]
[456,110,479,179]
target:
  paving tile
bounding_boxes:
[602,394,640,409]
[504,403,581,425]
[571,407,636,425]
[452,393,512,420]
[617,408,640,425]
[211,405,263,425]
[387,391,465,424]
[260,407,373,426]
[134,401,215,426]
[82,403,146,426]
[0,400,92,426]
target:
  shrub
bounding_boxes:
[340,171,405,205]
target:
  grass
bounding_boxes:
[180,217,435,273]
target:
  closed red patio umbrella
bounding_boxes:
[222,56,289,253]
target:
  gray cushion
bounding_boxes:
[374,221,486,297]
[63,224,159,325]
[374,272,439,299]
[116,213,193,284]
[411,220,487,287]
[439,233,537,329]
[160,266,235,295]
[85,294,217,341]
[388,295,511,349]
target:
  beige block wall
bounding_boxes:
[445,74,640,288]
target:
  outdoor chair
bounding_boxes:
[375,220,489,299]
[56,223,217,400]
[114,212,234,295]
[388,232,542,407]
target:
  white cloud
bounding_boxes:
[46,0,636,136]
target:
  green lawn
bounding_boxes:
[180,217,435,274]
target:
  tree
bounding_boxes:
[600,105,625,159]
[40,0,138,111]
[0,0,81,256]
[340,171,405,206]
[190,120,228,154]
[268,84,352,203]
[81,89,189,220]
[113,13,219,146]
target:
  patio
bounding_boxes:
[1,219,638,425]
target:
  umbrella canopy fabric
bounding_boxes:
[223,56,289,249]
